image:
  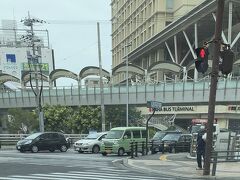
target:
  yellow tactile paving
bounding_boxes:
[159,155,167,161]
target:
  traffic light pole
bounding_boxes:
[203,0,225,176]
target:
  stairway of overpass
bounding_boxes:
[0,77,239,109]
[142,114,188,133]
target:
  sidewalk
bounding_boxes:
[123,153,240,179]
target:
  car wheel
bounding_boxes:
[118,148,125,156]
[151,148,157,154]
[49,148,55,152]
[126,152,131,156]
[102,152,107,156]
[60,145,67,152]
[171,147,176,153]
[31,146,38,153]
[92,145,100,154]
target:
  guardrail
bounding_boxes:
[0,134,88,148]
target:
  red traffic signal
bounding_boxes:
[195,47,208,59]
[199,48,206,58]
[195,47,209,73]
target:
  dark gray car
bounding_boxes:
[150,131,182,154]
[16,132,69,153]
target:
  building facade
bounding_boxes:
[111,0,205,84]
[0,20,54,89]
[111,0,240,132]
[84,77,109,87]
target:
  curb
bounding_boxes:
[124,157,218,180]
[112,159,124,165]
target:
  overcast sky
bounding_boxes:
[0,0,112,86]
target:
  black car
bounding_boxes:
[160,134,192,153]
[150,131,182,154]
[16,132,69,153]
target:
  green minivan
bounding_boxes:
[100,127,146,156]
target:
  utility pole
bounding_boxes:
[97,22,105,132]
[21,12,45,132]
[203,0,225,176]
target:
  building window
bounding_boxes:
[166,0,174,10]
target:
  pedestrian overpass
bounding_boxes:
[0,77,239,109]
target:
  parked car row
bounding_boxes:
[150,131,192,154]
[16,128,192,155]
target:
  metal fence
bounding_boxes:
[211,150,240,176]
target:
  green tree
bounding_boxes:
[7,108,38,133]
[105,105,143,130]
[72,106,101,133]
[43,104,74,133]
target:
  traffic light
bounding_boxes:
[219,48,234,75]
[195,47,209,73]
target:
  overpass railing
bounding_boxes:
[0,77,240,108]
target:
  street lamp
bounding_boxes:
[125,43,131,127]
[97,22,106,132]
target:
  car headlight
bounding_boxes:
[24,140,32,145]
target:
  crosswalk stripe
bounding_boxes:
[0,171,174,180]
[67,171,162,179]
[7,175,69,180]
[52,172,155,179]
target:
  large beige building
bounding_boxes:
[111,0,205,84]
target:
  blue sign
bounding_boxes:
[6,54,16,63]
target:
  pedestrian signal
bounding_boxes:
[195,47,209,73]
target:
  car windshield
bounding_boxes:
[86,133,99,139]
[191,125,205,134]
[105,130,124,139]
[152,132,166,140]
[24,133,42,140]
[162,133,181,141]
